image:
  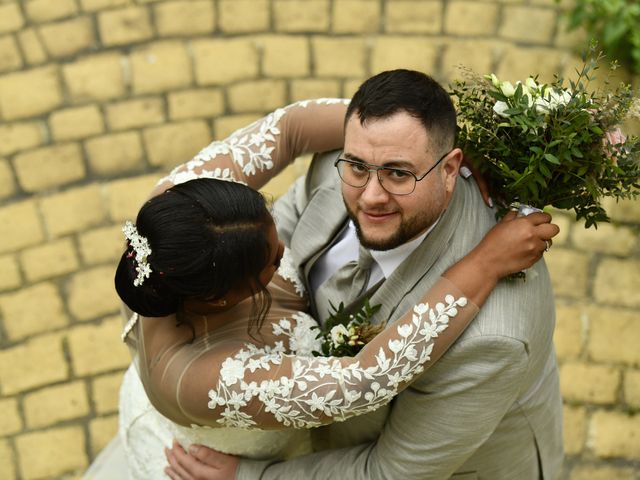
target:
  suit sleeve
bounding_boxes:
[236,335,529,480]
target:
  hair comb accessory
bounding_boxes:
[122,221,152,287]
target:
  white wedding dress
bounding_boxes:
[89,100,479,479]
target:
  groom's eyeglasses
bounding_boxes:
[334,150,451,196]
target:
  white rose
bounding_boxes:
[500,81,516,97]
[330,324,349,346]
[493,100,510,117]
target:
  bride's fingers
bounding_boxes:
[165,446,194,480]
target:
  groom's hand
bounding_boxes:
[165,440,239,480]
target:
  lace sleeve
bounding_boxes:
[152,99,348,195]
[171,277,478,429]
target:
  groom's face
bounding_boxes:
[342,111,460,251]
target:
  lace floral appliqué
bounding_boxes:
[207,295,467,429]
[276,248,305,297]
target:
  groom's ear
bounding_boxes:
[442,147,464,195]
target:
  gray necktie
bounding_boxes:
[314,246,375,323]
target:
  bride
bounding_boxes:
[101,100,557,479]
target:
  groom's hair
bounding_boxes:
[345,69,457,155]
[115,178,272,333]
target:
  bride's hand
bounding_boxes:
[164,440,238,480]
[469,210,559,281]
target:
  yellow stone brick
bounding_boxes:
[496,45,565,84]
[89,415,119,456]
[0,282,68,339]
[587,307,640,365]
[260,35,309,78]
[39,184,108,238]
[130,41,193,94]
[154,0,215,36]
[20,238,79,282]
[25,0,78,22]
[290,79,341,102]
[38,17,95,59]
[98,6,153,47]
[63,53,126,101]
[0,200,44,254]
[590,410,640,459]
[0,333,67,394]
[228,80,287,113]
[312,37,366,77]
[80,0,129,12]
[602,197,640,223]
[0,254,21,291]
[563,405,585,455]
[386,0,442,33]
[560,363,620,404]
[0,3,25,34]
[0,66,62,120]
[79,224,125,266]
[0,34,23,72]
[92,371,125,414]
[220,0,269,33]
[371,36,439,76]
[0,397,22,435]
[624,369,640,408]
[555,22,588,50]
[105,174,158,221]
[572,222,636,255]
[143,120,211,167]
[67,316,130,375]
[593,259,640,308]
[0,158,16,199]
[499,6,557,44]
[193,38,259,85]
[332,0,380,33]
[14,143,85,193]
[274,0,329,32]
[24,381,89,429]
[17,28,47,65]
[0,439,15,480]
[570,465,636,480]
[168,88,224,120]
[214,114,263,139]
[553,304,584,361]
[16,426,87,479]
[0,121,45,156]
[547,211,571,247]
[545,248,589,299]
[441,40,497,82]
[50,104,105,141]
[106,97,165,130]
[445,1,499,36]
[85,131,144,176]
[68,265,120,321]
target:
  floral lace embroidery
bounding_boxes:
[157,99,350,186]
[121,312,139,342]
[272,312,321,357]
[276,248,305,297]
[207,295,467,429]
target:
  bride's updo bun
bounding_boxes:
[114,178,273,318]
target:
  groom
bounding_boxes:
[166,70,563,479]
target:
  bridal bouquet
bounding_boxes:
[450,50,640,228]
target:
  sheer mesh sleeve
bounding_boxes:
[134,276,477,430]
[151,99,349,196]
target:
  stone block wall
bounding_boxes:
[0,0,637,478]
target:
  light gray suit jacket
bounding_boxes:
[238,151,563,480]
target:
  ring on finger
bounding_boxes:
[544,240,551,252]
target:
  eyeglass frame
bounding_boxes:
[333,149,453,196]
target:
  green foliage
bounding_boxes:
[313,298,382,357]
[561,0,640,74]
[451,50,640,228]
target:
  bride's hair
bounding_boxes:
[115,178,273,329]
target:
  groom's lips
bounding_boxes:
[361,211,398,223]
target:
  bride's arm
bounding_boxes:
[167,212,558,429]
[149,99,348,197]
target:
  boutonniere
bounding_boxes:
[313,298,384,357]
